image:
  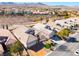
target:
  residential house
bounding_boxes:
[0,29,17,55]
[54,17,79,30]
[33,23,65,44]
[12,26,38,49]
[33,23,55,41]
[0,29,17,45]
[32,10,49,15]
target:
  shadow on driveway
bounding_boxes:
[67,37,78,42]
[29,42,44,52]
[55,45,70,51]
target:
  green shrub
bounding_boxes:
[44,43,51,49]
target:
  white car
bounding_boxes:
[74,49,79,56]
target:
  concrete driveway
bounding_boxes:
[47,42,79,56]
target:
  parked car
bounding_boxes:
[74,49,79,56]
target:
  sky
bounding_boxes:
[0,2,79,6]
[42,2,79,6]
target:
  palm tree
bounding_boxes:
[8,41,24,56]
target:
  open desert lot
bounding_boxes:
[0,16,34,25]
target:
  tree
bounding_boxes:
[57,28,71,39]
[1,10,5,15]
[64,15,70,19]
[8,41,24,56]
[63,11,68,16]
[63,11,70,19]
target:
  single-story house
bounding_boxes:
[47,22,62,32]
[12,26,38,49]
[54,17,79,29]
[0,29,17,55]
[0,29,17,45]
[33,23,55,41]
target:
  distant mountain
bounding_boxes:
[0,2,79,10]
[23,2,48,7]
[0,2,49,8]
[0,2,16,4]
[0,2,48,6]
